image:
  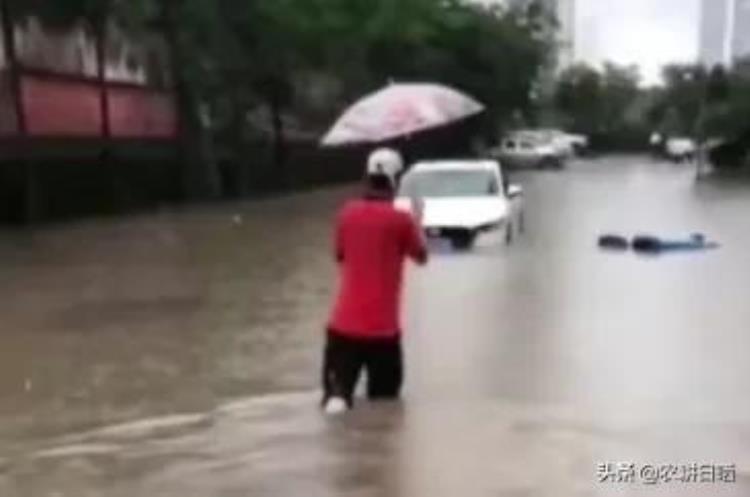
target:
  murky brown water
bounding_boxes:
[2,155,750,496]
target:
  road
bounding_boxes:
[1,155,750,496]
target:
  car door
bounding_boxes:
[500,139,519,166]
[516,140,538,168]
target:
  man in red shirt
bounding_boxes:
[323,148,428,413]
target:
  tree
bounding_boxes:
[649,64,708,137]
[14,0,224,199]
[12,0,552,194]
[703,66,750,139]
[648,63,749,140]
[555,64,603,133]
[554,62,644,149]
[600,63,640,132]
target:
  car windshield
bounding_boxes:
[514,133,548,145]
[399,170,498,198]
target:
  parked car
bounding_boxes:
[491,133,565,170]
[665,137,697,162]
[558,132,589,156]
[395,160,524,250]
[545,129,591,156]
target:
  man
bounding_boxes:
[322,148,428,414]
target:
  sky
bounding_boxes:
[574,0,701,85]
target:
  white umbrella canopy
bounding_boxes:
[321,83,485,147]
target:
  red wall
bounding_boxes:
[14,74,177,139]
[108,86,177,139]
[21,76,102,136]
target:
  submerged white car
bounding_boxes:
[395,160,524,250]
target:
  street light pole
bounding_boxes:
[694,97,709,178]
[685,68,710,179]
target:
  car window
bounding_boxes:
[519,141,534,150]
[487,176,500,195]
[504,140,516,149]
[399,170,498,198]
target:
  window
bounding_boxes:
[399,170,499,198]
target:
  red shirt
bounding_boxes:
[329,196,427,338]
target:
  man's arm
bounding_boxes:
[335,212,345,263]
[404,206,428,265]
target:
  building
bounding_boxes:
[700,0,731,68]
[507,0,576,72]
[554,0,576,69]
[0,10,179,222]
[700,0,750,68]
[732,0,750,63]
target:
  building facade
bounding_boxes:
[700,0,750,68]
[732,0,750,63]
[555,0,576,70]
[507,0,576,72]
[0,13,175,139]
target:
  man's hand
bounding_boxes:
[409,197,429,265]
[412,197,425,225]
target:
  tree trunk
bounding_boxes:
[1,0,24,134]
[94,18,110,140]
[162,0,221,201]
[269,95,287,188]
[93,15,119,212]
[230,91,250,196]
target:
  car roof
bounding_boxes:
[409,160,500,173]
[505,135,545,145]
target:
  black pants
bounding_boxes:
[322,331,403,407]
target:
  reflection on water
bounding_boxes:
[0,190,346,447]
[2,156,750,496]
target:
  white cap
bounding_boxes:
[366,148,404,186]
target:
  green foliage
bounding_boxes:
[554,62,641,136]
[555,64,603,133]
[649,64,707,136]
[649,62,749,141]
[707,66,730,102]
[12,0,155,31]
[600,63,640,131]
[14,0,551,191]
[703,68,750,139]
[16,0,548,131]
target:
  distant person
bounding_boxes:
[322,148,428,414]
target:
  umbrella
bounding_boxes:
[321,83,485,147]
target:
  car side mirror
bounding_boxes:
[507,184,523,199]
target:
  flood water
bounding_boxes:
[2,155,750,496]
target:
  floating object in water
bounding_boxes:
[632,233,719,253]
[598,234,629,250]
[599,233,719,254]
[631,235,662,253]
